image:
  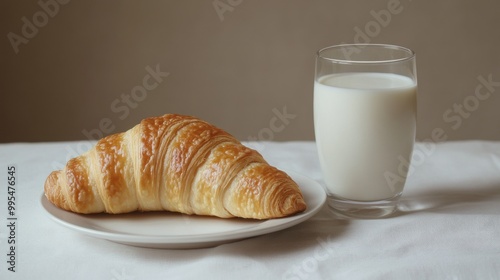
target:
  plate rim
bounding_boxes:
[41,171,326,246]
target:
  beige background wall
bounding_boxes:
[1,0,499,143]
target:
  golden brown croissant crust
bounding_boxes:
[44,114,306,219]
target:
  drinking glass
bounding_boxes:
[314,44,417,218]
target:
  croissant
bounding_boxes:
[44,114,306,219]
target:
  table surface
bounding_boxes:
[0,140,499,280]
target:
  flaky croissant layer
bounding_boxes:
[44,114,306,219]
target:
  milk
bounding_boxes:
[314,72,417,201]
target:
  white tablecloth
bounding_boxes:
[0,140,499,280]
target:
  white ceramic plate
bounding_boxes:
[41,171,326,249]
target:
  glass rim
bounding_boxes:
[317,43,415,64]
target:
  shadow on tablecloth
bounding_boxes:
[395,182,500,216]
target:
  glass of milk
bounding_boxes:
[314,44,417,218]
